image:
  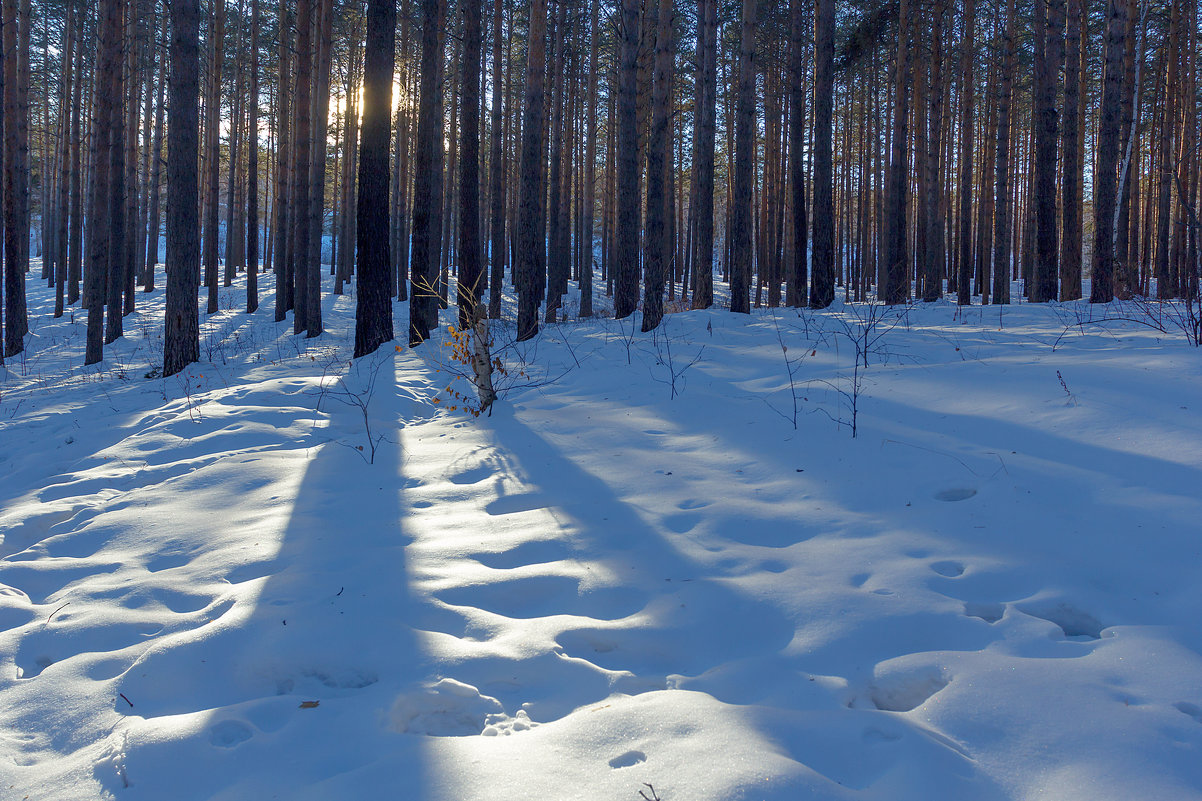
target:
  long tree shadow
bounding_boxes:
[110,351,432,800]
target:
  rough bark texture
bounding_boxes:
[409,0,444,345]
[354,0,396,357]
[882,0,911,305]
[729,0,757,315]
[811,0,835,309]
[992,0,1017,304]
[1059,0,1082,300]
[1091,0,1125,303]
[1031,0,1063,302]
[613,0,640,320]
[456,0,483,330]
[641,0,672,331]
[163,0,200,377]
[956,0,976,305]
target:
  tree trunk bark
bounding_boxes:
[163,0,200,376]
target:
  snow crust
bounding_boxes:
[2,271,1201,800]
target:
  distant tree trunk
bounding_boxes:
[246,0,260,312]
[67,11,84,307]
[956,0,976,305]
[1154,0,1180,298]
[1091,0,1125,303]
[2,0,22,358]
[992,0,1017,304]
[612,0,639,320]
[487,0,506,318]
[203,0,225,315]
[224,3,244,288]
[1059,0,1082,300]
[454,0,483,332]
[409,0,445,345]
[353,0,395,357]
[811,0,835,309]
[1114,0,1138,298]
[163,0,200,377]
[53,2,75,317]
[304,0,333,337]
[104,0,127,343]
[641,0,672,331]
[544,0,568,324]
[290,0,313,331]
[1031,0,1063,302]
[144,13,167,293]
[786,0,807,308]
[273,7,292,321]
[729,0,757,315]
[882,0,911,305]
[923,0,946,302]
[579,0,599,317]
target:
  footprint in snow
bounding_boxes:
[930,560,966,577]
[209,720,253,748]
[934,487,977,502]
[608,750,647,769]
[1173,702,1202,725]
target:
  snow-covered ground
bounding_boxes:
[2,268,1201,801]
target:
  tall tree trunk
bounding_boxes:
[612,0,639,320]
[1032,0,1063,302]
[2,0,22,358]
[578,0,598,317]
[882,0,911,304]
[273,7,292,321]
[924,0,946,302]
[246,0,260,312]
[203,0,225,315]
[992,0,1017,304]
[514,0,547,339]
[1154,0,1180,298]
[956,0,976,305]
[641,0,672,331]
[290,0,313,330]
[691,0,717,310]
[729,0,757,315]
[409,0,445,345]
[144,11,167,292]
[786,0,807,308]
[811,0,835,309]
[304,0,333,337]
[487,0,506,317]
[455,0,483,331]
[354,0,396,356]
[1091,0,1126,303]
[104,0,127,342]
[67,9,84,307]
[1059,0,1082,300]
[164,0,200,376]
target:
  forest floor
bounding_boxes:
[2,267,1202,801]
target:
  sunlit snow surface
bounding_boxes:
[2,268,1201,801]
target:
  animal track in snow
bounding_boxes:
[1019,601,1106,639]
[869,665,950,712]
[662,512,701,534]
[1174,702,1202,725]
[931,560,966,577]
[608,750,647,769]
[934,487,977,502]
[964,602,1005,624]
[209,720,254,748]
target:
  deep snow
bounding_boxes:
[1,267,1201,801]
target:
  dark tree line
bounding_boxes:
[0,0,1199,374]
